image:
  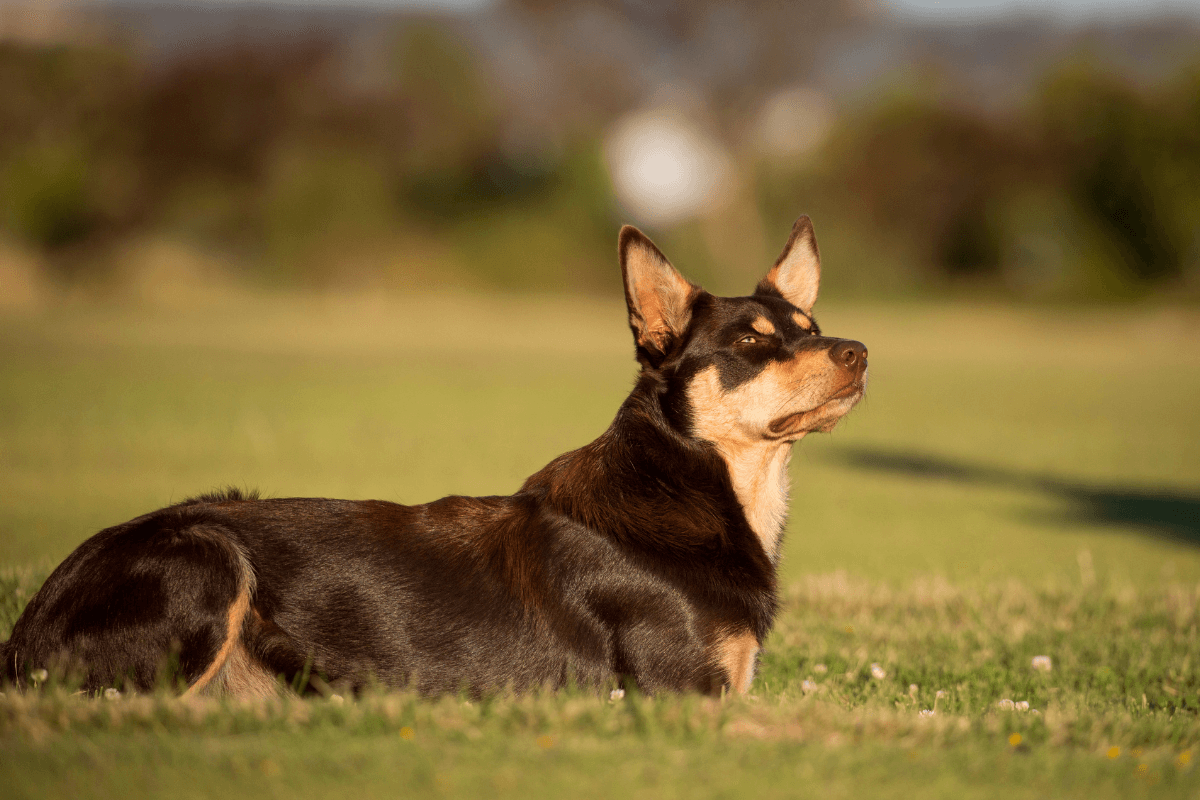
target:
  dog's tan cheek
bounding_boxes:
[690,364,794,440]
[687,366,740,442]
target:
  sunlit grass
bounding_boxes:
[1,296,1199,798]
[2,565,1199,799]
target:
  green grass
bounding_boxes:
[1,296,1199,798]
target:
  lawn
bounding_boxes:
[1,295,1198,798]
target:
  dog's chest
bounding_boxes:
[719,443,792,560]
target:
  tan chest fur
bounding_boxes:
[716,440,791,560]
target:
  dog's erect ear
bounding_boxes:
[619,225,699,359]
[756,215,820,314]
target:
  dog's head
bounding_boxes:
[620,216,867,445]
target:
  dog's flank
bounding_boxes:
[1,216,867,698]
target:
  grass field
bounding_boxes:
[1,295,1199,798]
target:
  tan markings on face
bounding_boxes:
[182,585,251,697]
[751,316,776,336]
[792,312,811,330]
[713,628,759,694]
[689,354,847,557]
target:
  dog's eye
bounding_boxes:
[737,336,758,344]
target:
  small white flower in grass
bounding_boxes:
[1032,655,1052,672]
[1015,701,1030,711]
[870,663,886,680]
[801,679,818,693]
[103,688,121,700]
[330,694,344,706]
[609,688,625,701]
[918,709,935,717]
[997,698,1015,710]
[30,668,48,686]
[935,690,947,699]
[813,664,828,674]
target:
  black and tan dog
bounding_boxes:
[1,217,867,698]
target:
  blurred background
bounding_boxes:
[1,0,1198,588]
[1,0,1199,303]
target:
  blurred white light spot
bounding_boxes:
[755,87,834,158]
[604,108,732,227]
[1031,655,1052,672]
[870,663,887,680]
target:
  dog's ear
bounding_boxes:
[619,225,699,360]
[756,215,820,314]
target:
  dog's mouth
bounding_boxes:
[766,380,866,439]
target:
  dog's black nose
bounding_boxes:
[829,340,868,372]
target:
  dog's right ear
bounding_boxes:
[619,226,699,362]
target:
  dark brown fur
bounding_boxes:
[1,217,867,697]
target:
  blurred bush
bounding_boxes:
[760,61,1200,300]
[0,22,1197,301]
[1035,64,1200,292]
[0,28,617,294]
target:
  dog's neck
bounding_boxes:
[709,438,794,562]
[523,377,787,567]
[674,365,798,562]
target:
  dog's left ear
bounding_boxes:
[619,225,699,360]
[756,215,820,314]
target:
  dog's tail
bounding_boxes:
[180,533,259,697]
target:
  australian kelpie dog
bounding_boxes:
[1,217,866,698]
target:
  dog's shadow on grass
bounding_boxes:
[832,447,1200,546]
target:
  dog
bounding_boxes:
[1,217,867,698]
